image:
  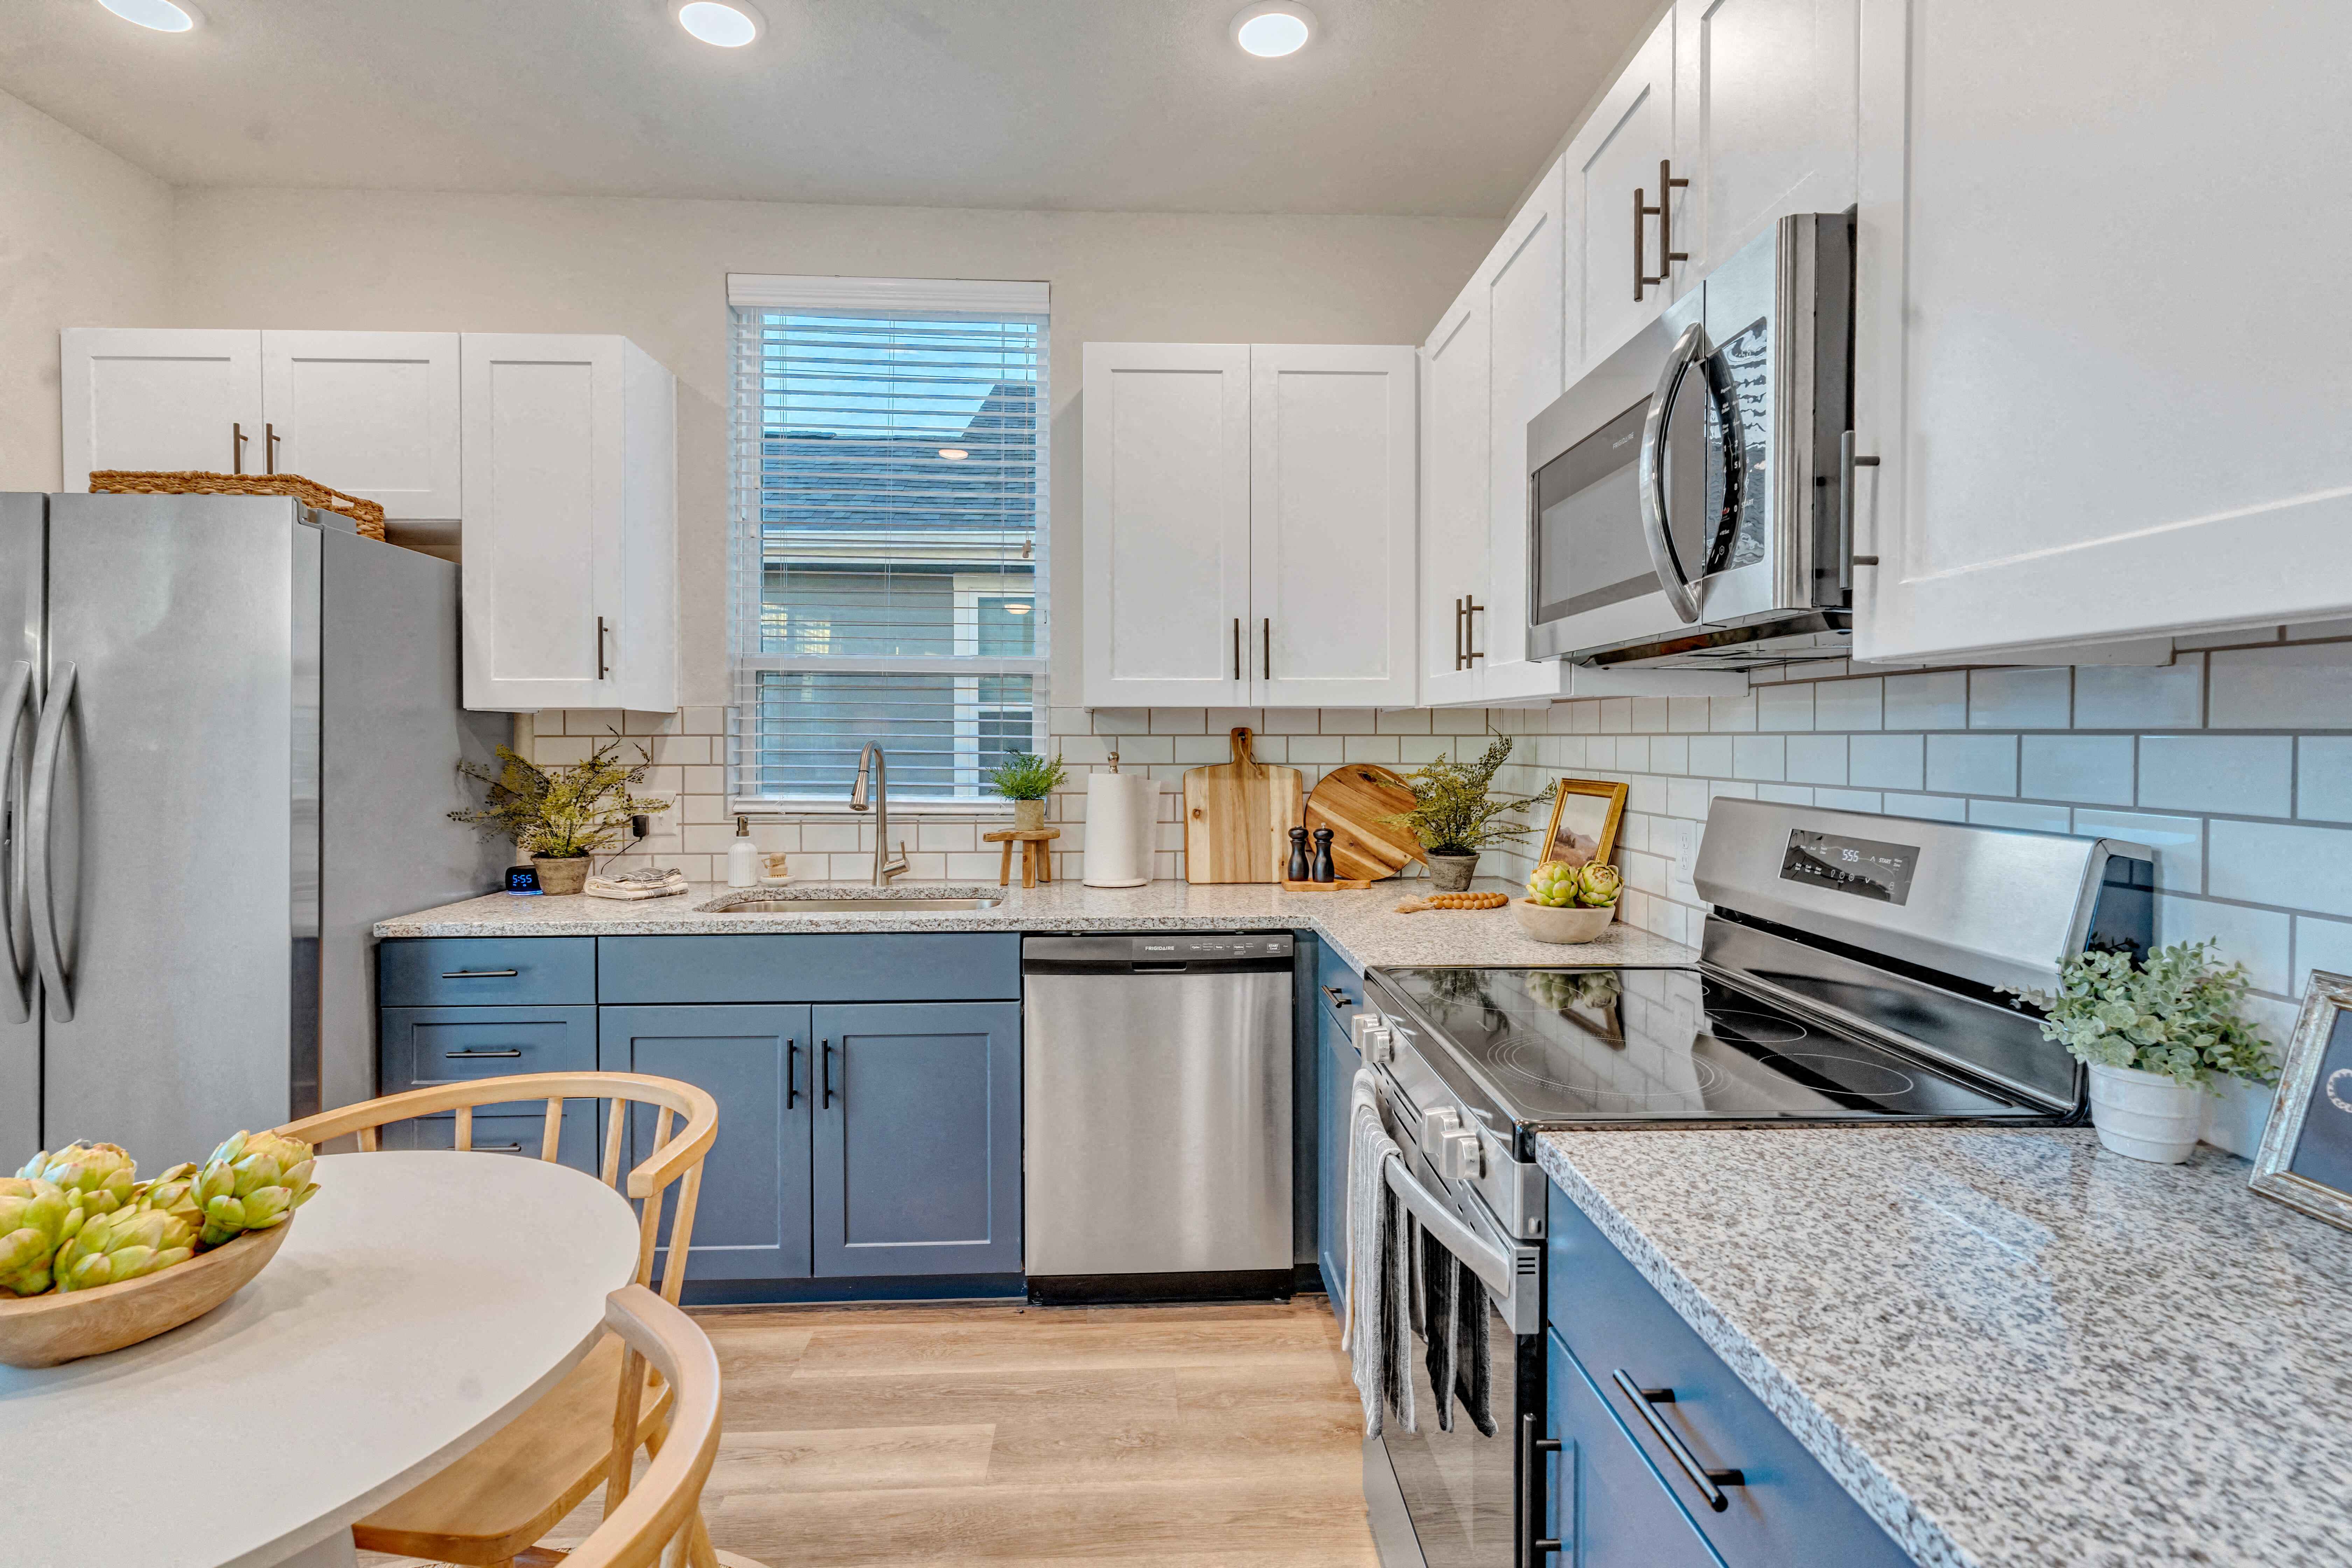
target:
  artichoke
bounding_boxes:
[18,1142,137,1214]
[52,1203,195,1292]
[1527,860,1579,909]
[0,1176,83,1296]
[1574,862,1624,907]
[191,1130,318,1247]
[132,1162,204,1233]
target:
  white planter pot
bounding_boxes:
[2087,1062,2204,1164]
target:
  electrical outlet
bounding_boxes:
[1673,820,1699,885]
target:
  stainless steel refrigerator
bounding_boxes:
[0,493,508,1169]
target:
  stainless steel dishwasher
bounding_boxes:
[1022,933,1294,1301]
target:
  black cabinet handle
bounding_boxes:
[440,968,519,979]
[1610,1369,1743,1512]
[472,1142,524,1154]
[1521,1413,1564,1561]
[446,1048,522,1059]
[821,1040,836,1108]
[1322,985,1353,1008]
[786,1040,799,1110]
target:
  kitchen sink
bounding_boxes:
[699,890,1002,914]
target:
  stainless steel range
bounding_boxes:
[1350,798,2155,1568]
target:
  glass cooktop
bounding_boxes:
[1377,966,2045,1126]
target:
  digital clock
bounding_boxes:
[1779,829,1919,905]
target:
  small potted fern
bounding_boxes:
[1382,736,1556,892]
[450,738,671,895]
[2008,939,2277,1163]
[985,750,1067,832]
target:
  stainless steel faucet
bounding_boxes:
[848,741,910,885]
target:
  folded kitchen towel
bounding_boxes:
[1419,1225,1496,1437]
[1344,1069,1415,1438]
[583,867,691,901]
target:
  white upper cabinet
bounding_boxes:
[1479,158,1571,701]
[1081,342,1416,708]
[1563,14,1681,382]
[1673,0,1858,274]
[61,328,264,483]
[1851,0,2352,661]
[1250,344,1419,708]
[259,331,462,519]
[459,335,676,713]
[1418,292,1491,707]
[1081,342,1253,707]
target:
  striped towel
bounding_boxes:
[1342,1069,1415,1437]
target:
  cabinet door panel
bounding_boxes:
[811,1001,1020,1277]
[1675,0,1858,273]
[1420,295,1490,707]
[1080,343,1252,706]
[1250,344,1418,707]
[1547,1330,1729,1568]
[1482,160,1566,679]
[1854,0,2352,658]
[261,331,462,519]
[460,334,623,710]
[602,1003,812,1282]
[59,329,263,487]
[1571,17,1681,371]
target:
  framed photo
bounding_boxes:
[2250,969,2352,1232]
[1538,779,1629,871]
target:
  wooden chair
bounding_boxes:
[277,1071,722,1568]
[563,1284,724,1568]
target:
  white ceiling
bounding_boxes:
[0,0,1658,217]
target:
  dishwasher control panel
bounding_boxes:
[1129,934,1293,963]
[1022,932,1295,970]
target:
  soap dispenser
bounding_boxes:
[727,816,761,888]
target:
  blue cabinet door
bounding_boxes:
[598,1004,812,1281]
[1317,1000,1356,1322]
[1546,1329,1728,1568]
[810,1001,1021,1278]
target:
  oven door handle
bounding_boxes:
[1380,1149,1520,1302]
[1637,318,1707,625]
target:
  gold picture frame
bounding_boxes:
[1537,779,1628,871]
[2249,969,2352,1233]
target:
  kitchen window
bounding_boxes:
[727,274,1049,806]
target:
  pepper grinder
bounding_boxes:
[1311,827,1337,883]
[1287,826,1311,882]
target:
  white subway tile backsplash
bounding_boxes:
[1883,792,1967,823]
[1756,684,1814,732]
[2073,657,2203,730]
[1257,707,1320,735]
[1320,708,1377,735]
[1376,708,1434,735]
[1885,672,1967,730]
[1756,784,1813,806]
[1651,735,1690,775]
[1667,696,1710,733]
[2019,735,2135,805]
[1785,734,1848,786]
[1687,735,1735,778]
[2138,735,2293,817]
[1970,667,2071,729]
[2211,820,2352,919]
[1850,734,1925,791]
[2297,737,2352,822]
[1601,698,1633,734]
[1709,693,1758,732]
[1967,799,2071,833]
[2156,895,2291,995]
[1926,734,2018,796]
[1812,788,1883,814]
[1344,735,1403,763]
[1813,677,1883,732]
[1732,735,1787,782]
[1568,701,1601,734]
[2294,915,2352,992]
[1631,696,1671,734]
[2208,642,2352,729]
[2071,808,2204,893]
[1667,778,1711,821]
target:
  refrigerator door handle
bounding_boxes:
[27,662,77,1022]
[0,660,34,1022]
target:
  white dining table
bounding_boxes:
[1,1150,643,1568]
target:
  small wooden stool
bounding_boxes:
[984,828,1060,889]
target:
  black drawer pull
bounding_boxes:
[1610,1369,1744,1512]
[1321,984,1353,1008]
[440,968,520,979]
[472,1142,524,1153]
[1522,1413,1564,1558]
[446,1048,523,1059]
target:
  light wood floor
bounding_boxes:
[365,1296,1380,1567]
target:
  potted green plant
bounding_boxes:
[2008,939,2278,1163]
[985,750,1067,832]
[450,738,671,896]
[1380,736,1556,893]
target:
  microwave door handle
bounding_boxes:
[1637,320,1707,625]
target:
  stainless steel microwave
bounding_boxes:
[1526,212,1856,668]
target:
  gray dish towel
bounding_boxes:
[1343,1069,1415,1437]
[1420,1225,1496,1437]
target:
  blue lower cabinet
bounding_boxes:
[1546,1329,1728,1567]
[600,1004,813,1282]
[810,1001,1021,1278]
[1316,999,1355,1321]
[378,1004,600,1174]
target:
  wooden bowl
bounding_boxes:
[0,1218,292,1368]
[1511,898,1617,944]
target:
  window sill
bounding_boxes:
[729,799,1033,819]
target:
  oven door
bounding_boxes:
[1363,1080,1546,1568]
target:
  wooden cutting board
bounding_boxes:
[1183,728,1303,884]
[1303,762,1424,882]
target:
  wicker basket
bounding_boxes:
[88,470,387,541]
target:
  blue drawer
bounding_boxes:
[1316,939,1364,1024]
[380,1005,598,1111]
[1547,1183,1911,1567]
[379,938,595,1007]
[382,1109,602,1175]
[1546,1328,1727,1567]
[597,933,1020,1004]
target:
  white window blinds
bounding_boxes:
[727,275,1049,805]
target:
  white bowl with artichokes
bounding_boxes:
[1513,859,1624,944]
[0,1130,319,1367]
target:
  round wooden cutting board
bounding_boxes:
[1303,762,1424,882]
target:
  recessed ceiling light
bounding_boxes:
[937,448,969,461]
[1232,2,1314,57]
[674,0,762,47]
[98,0,199,31]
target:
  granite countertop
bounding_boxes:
[373,877,1697,973]
[1536,1126,2352,1568]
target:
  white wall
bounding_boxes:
[166,188,1500,706]
[0,86,173,491]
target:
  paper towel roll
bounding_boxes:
[1083,771,1158,887]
